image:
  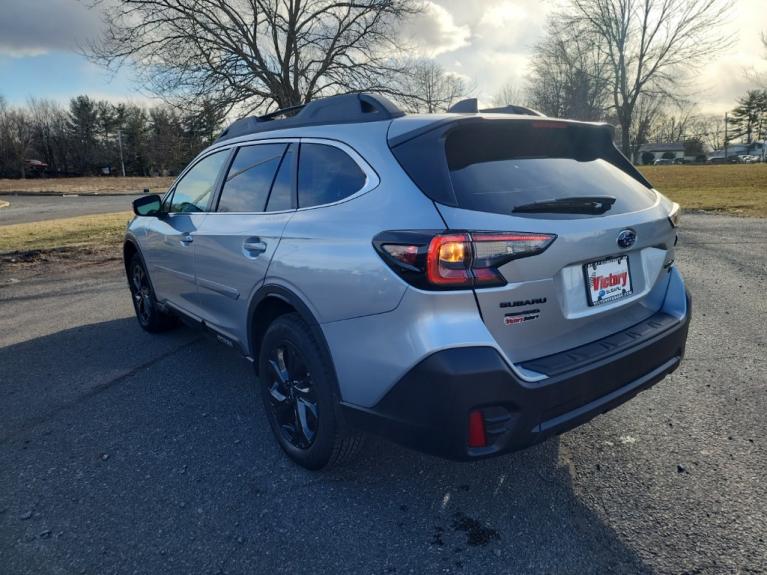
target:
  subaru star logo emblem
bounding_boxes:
[617,229,636,249]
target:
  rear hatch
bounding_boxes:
[390,117,677,367]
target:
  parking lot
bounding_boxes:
[0,194,139,225]
[0,213,765,574]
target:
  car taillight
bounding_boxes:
[375,230,556,290]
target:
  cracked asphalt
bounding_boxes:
[0,213,765,574]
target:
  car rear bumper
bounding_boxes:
[342,290,691,461]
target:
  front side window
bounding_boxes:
[218,144,287,212]
[168,150,229,213]
[297,143,366,208]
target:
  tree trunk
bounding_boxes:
[620,116,632,158]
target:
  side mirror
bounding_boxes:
[133,194,163,217]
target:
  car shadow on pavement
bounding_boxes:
[0,318,652,574]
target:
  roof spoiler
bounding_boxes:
[216,93,405,142]
[447,98,544,117]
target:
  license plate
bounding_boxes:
[583,255,633,306]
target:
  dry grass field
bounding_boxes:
[640,164,767,217]
[0,165,764,265]
[1,166,764,214]
[0,212,132,254]
[0,176,174,195]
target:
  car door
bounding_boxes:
[142,149,230,316]
[193,142,296,345]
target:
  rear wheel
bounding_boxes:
[128,254,177,333]
[258,313,363,469]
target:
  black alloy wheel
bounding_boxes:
[266,341,320,449]
[127,253,176,333]
[258,313,364,469]
[131,261,153,326]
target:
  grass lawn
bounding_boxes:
[0,176,173,195]
[639,164,767,217]
[0,211,132,254]
[0,164,764,264]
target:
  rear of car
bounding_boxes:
[338,114,691,459]
[125,94,691,468]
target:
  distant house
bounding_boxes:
[707,141,765,162]
[637,143,686,165]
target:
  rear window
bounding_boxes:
[393,120,656,217]
[298,143,366,208]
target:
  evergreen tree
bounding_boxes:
[67,96,99,175]
[729,90,767,144]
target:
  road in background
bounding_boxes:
[0,194,140,225]
[0,214,765,574]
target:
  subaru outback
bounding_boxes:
[124,93,691,470]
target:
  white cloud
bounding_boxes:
[429,0,767,114]
[401,1,471,57]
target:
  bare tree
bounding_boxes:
[562,0,733,155]
[526,16,611,121]
[395,59,470,113]
[0,104,34,179]
[647,98,698,143]
[28,98,71,175]
[491,82,526,108]
[88,0,420,115]
[625,93,666,153]
[690,114,725,150]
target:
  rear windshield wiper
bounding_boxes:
[512,196,616,215]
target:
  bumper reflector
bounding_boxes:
[467,410,487,448]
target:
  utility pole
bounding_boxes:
[724,112,728,161]
[117,129,126,177]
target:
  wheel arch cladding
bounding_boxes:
[248,285,342,397]
[123,239,138,275]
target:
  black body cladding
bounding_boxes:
[342,294,691,460]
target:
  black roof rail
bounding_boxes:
[216,93,405,142]
[447,98,545,117]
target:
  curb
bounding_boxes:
[0,200,9,209]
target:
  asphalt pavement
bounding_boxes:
[0,213,765,574]
[0,194,140,225]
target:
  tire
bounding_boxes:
[258,313,364,470]
[127,253,177,333]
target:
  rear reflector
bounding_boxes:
[467,410,487,448]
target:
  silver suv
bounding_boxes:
[125,93,691,469]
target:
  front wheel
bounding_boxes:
[258,313,363,470]
[128,254,177,333]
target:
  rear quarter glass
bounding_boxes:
[392,119,656,218]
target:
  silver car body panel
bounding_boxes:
[128,113,687,410]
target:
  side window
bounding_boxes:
[168,150,229,213]
[265,143,295,212]
[297,143,366,208]
[218,143,287,212]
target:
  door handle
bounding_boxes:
[243,238,267,256]
[180,234,194,246]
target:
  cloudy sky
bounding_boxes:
[1,0,765,114]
